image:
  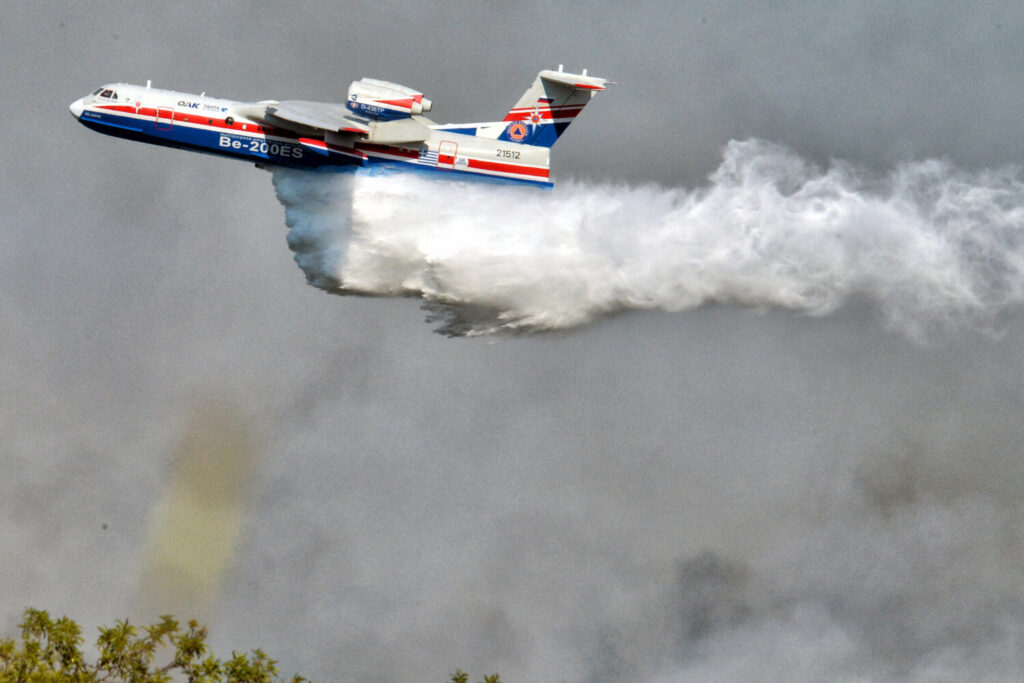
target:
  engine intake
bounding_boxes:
[346,78,432,121]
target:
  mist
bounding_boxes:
[275,139,1024,339]
[4,2,1024,682]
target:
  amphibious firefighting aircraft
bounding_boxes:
[69,67,609,188]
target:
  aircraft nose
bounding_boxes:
[69,97,84,119]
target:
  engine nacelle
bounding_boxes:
[346,78,432,121]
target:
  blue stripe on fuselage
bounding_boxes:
[78,109,354,169]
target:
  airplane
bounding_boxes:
[68,66,609,188]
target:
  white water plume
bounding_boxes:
[271,139,1024,338]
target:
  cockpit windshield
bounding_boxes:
[92,87,118,100]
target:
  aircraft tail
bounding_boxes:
[496,67,609,147]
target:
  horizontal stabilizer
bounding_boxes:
[537,69,608,91]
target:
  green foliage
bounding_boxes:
[449,671,500,683]
[0,608,304,683]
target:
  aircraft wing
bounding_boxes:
[265,101,371,134]
[232,99,432,144]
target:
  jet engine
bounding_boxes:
[346,78,432,121]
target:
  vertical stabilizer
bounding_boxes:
[496,67,608,147]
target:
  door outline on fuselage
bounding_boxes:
[437,140,457,170]
[155,107,174,131]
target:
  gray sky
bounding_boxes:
[3,2,1024,680]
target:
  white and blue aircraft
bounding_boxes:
[69,67,608,188]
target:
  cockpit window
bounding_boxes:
[92,87,104,96]
[100,89,117,99]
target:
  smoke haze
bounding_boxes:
[4,2,1024,681]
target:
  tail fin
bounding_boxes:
[497,67,608,147]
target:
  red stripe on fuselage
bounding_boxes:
[96,104,278,135]
[467,158,549,178]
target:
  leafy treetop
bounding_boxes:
[1,608,504,683]
[0,608,305,682]
[449,670,501,683]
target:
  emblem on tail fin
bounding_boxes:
[507,122,529,141]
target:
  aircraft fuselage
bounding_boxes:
[69,83,553,187]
